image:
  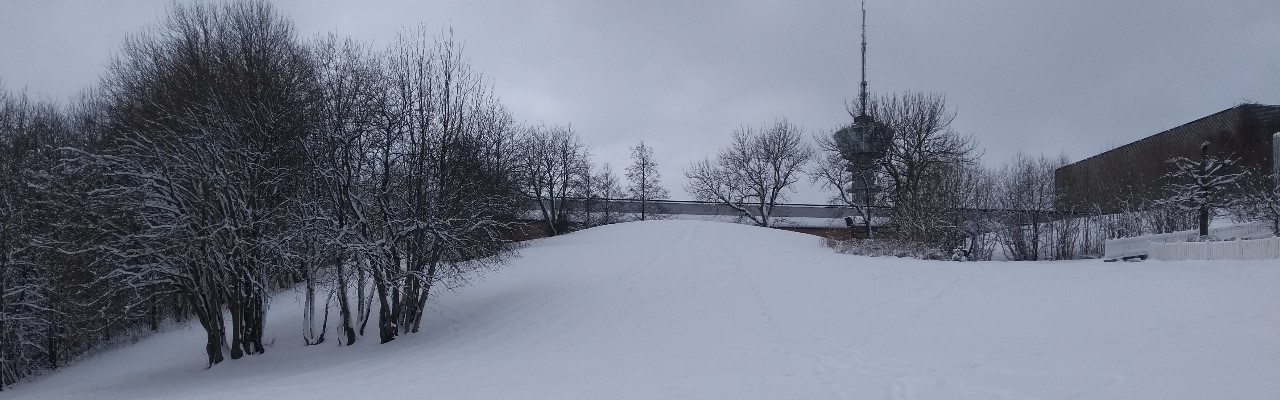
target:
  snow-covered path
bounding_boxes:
[9,220,1280,399]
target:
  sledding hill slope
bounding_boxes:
[9,220,1280,399]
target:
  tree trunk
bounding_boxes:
[303,259,320,345]
[192,291,227,367]
[371,258,396,344]
[640,197,647,221]
[1199,205,1209,237]
[227,278,244,360]
[245,290,265,355]
[1199,142,1210,237]
[1031,212,1041,261]
[335,262,356,345]
[409,253,440,333]
[357,257,370,336]
[203,321,225,367]
[398,243,421,335]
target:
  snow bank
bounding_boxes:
[9,220,1280,399]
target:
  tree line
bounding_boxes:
[684,92,1276,261]
[684,92,1033,259]
[0,1,672,388]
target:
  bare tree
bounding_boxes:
[995,153,1064,260]
[302,33,384,346]
[593,164,627,225]
[517,124,591,235]
[577,162,627,227]
[944,164,1001,260]
[1229,165,1280,235]
[626,141,669,221]
[812,131,887,236]
[862,92,980,246]
[363,25,521,344]
[684,118,813,227]
[1159,142,1247,237]
[78,0,318,366]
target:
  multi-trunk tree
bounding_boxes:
[995,153,1066,260]
[362,25,521,344]
[684,118,813,227]
[79,0,316,366]
[860,92,980,248]
[577,163,627,227]
[517,124,591,236]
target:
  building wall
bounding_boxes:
[1055,104,1280,213]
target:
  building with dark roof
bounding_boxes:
[1055,104,1280,213]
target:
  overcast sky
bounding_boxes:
[2,0,1278,203]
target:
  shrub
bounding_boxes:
[822,237,950,260]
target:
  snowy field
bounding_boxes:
[8,220,1280,399]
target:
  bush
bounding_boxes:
[822,237,950,260]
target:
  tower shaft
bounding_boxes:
[859,0,868,117]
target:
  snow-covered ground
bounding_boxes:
[9,220,1280,399]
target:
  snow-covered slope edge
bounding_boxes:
[8,220,1280,399]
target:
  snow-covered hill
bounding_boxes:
[9,220,1280,399]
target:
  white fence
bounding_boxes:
[1103,221,1274,259]
[1149,237,1280,261]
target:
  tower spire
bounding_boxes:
[859,0,869,117]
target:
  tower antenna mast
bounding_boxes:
[859,0,869,117]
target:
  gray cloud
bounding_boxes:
[2,0,1277,203]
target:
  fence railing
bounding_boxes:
[1103,221,1274,259]
[1149,236,1280,261]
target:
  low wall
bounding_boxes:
[1104,221,1273,259]
[1149,236,1280,261]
